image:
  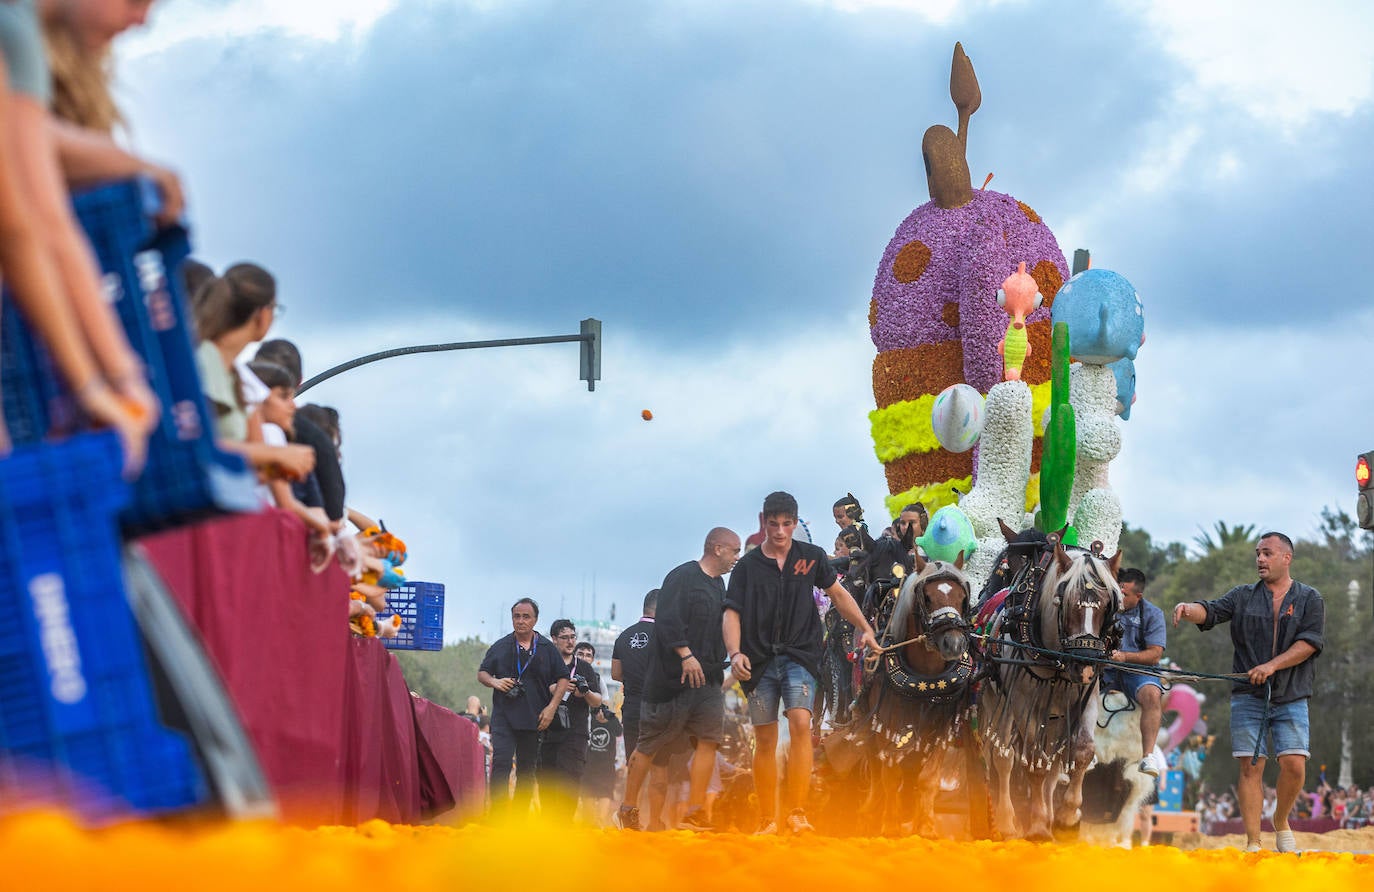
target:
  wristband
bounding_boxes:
[680,653,694,661]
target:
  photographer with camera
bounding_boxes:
[478,598,571,815]
[538,620,603,819]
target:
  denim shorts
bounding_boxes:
[746,656,816,725]
[1231,695,1310,759]
[1101,668,1163,701]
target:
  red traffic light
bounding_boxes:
[1359,456,1371,487]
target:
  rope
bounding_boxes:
[964,630,1272,765]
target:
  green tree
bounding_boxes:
[393,636,495,714]
[1192,521,1257,556]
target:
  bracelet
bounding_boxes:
[728,652,740,661]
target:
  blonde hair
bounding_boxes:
[43,18,123,133]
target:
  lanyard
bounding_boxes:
[515,635,537,679]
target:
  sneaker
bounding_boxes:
[679,807,713,832]
[785,808,815,836]
[1138,757,1159,778]
[754,819,778,836]
[614,806,641,831]
[1275,829,1299,853]
[1244,841,1262,853]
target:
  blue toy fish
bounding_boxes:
[1049,268,1144,365]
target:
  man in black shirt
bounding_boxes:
[1173,531,1325,854]
[615,528,740,831]
[612,589,658,757]
[724,492,877,835]
[478,598,571,815]
[538,619,603,817]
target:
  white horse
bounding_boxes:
[1078,690,1157,847]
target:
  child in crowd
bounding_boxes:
[247,359,332,540]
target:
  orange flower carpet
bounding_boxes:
[3,812,1371,891]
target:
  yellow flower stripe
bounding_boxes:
[870,382,1052,465]
[885,477,971,519]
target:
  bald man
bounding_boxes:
[615,527,741,832]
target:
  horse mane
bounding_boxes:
[887,560,969,643]
[1038,547,1123,647]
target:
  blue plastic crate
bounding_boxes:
[1157,768,1184,811]
[380,582,445,651]
[0,433,210,821]
[70,179,259,535]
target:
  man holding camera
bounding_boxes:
[538,619,604,818]
[478,598,571,814]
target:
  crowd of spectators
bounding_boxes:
[0,3,415,635]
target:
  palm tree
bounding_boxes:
[1192,521,1257,555]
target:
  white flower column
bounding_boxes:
[959,380,1033,596]
[1069,362,1122,556]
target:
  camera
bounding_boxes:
[504,679,526,699]
[573,675,591,695]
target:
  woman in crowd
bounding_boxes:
[0,0,153,469]
[192,262,313,480]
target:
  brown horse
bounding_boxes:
[979,534,1121,841]
[842,552,976,836]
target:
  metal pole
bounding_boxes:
[296,330,595,395]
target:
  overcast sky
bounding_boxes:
[116,0,1374,642]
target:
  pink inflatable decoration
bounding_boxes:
[1161,684,1203,753]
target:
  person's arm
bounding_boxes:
[824,579,878,651]
[219,439,316,480]
[723,608,749,681]
[49,118,185,226]
[478,669,516,694]
[1110,644,1164,665]
[1246,640,1319,685]
[611,658,624,682]
[577,666,604,708]
[348,508,377,531]
[268,478,332,535]
[658,577,705,688]
[723,565,751,680]
[1173,587,1236,629]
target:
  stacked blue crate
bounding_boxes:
[71,179,260,535]
[379,582,445,651]
[1157,768,1185,811]
[0,433,209,821]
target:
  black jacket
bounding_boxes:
[1198,580,1325,704]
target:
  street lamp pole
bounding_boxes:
[295,318,602,395]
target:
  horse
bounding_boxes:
[835,551,976,836]
[978,527,1122,841]
[1079,689,1157,848]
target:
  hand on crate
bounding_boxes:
[76,378,149,477]
[143,164,186,228]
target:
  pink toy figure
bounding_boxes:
[996,261,1044,381]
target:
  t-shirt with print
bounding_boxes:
[612,618,656,700]
[723,539,837,691]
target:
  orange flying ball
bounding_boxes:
[641,409,653,421]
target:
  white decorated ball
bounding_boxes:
[931,383,985,453]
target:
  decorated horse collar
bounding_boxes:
[882,650,976,703]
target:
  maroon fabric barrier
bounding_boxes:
[142,510,351,822]
[1209,817,1341,835]
[412,697,485,818]
[141,509,484,825]
[340,637,422,823]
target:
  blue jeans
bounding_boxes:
[1230,695,1310,759]
[1102,668,1164,701]
[747,656,816,725]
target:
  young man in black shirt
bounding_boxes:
[477,598,571,815]
[724,492,878,835]
[538,619,603,818]
[615,528,740,831]
[1173,531,1325,854]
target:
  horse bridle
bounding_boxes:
[1054,542,1122,661]
[915,568,972,638]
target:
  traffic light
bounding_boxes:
[1357,452,1374,530]
[579,318,601,392]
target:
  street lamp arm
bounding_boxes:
[296,332,593,395]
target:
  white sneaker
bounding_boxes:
[1275,829,1299,853]
[754,820,778,836]
[1243,841,1262,853]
